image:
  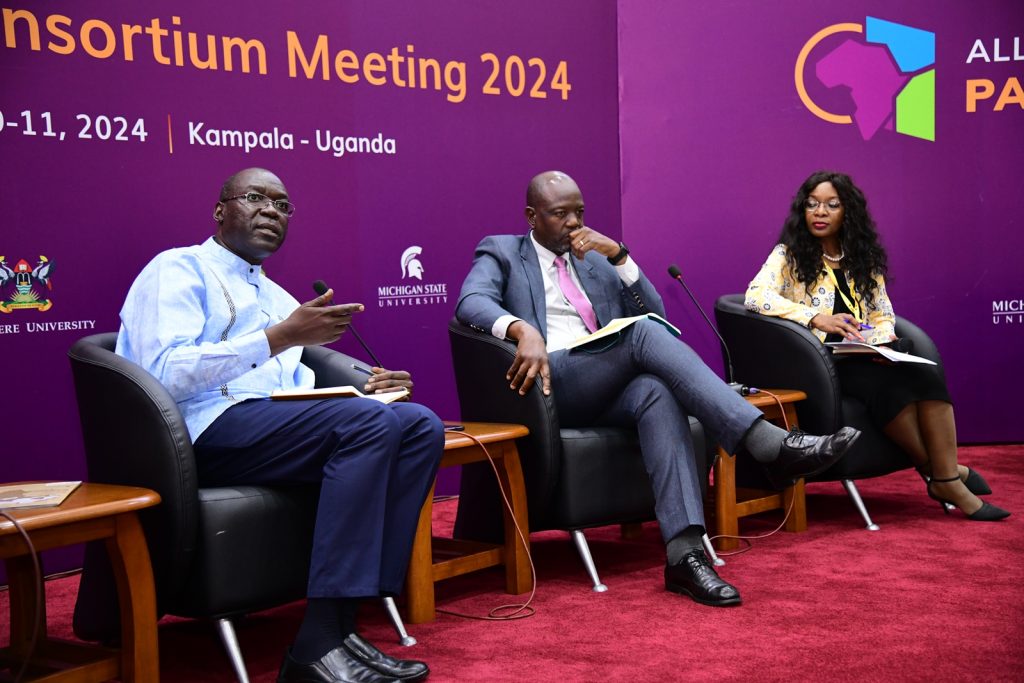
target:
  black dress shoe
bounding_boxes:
[277,646,397,682]
[763,426,861,488]
[665,549,742,607]
[343,633,429,681]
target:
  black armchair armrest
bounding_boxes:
[714,294,843,433]
[893,318,945,383]
[68,332,199,607]
[447,318,562,517]
[301,345,370,388]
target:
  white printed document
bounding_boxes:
[825,342,937,365]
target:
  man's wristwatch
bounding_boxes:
[608,241,630,265]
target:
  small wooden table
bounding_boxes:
[404,422,531,623]
[712,389,808,551]
[0,483,161,682]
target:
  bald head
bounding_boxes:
[526,171,578,208]
[220,167,283,201]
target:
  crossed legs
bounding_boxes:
[551,321,762,536]
[883,400,984,514]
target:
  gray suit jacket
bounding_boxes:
[456,234,665,339]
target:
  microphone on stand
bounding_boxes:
[666,264,752,395]
[312,279,385,368]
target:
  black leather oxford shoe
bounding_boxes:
[764,426,861,488]
[665,549,742,607]
[277,646,397,683]
[343,633,429,681]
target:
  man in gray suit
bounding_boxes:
[456,171,860,606]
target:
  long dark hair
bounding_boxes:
[776,170,889,307]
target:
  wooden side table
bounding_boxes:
[0,483,160,683]
[404,422,531,623]
[711,389,808,551]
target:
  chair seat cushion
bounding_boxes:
[555,427,655,527]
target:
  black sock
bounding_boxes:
[291,598,359,662]
[666,526,704,565]
[336,598,358,639]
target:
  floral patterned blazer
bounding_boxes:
[744,244,896,345]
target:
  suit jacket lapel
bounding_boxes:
[519,236,548,340]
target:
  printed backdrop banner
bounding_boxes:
[2,2,1021,580]
[0,2,621,496]
[619,0,1023,443]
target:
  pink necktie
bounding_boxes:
[555,256,599,333]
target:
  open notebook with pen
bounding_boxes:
[270,386,410,403]
[825,341,936,365]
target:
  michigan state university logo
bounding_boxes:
[796,17,935,141]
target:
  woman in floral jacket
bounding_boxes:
[746,170,1008,522]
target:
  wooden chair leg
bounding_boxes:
[404,481,438,624]
[620,523,643,539]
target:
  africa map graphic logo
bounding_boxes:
[796,17,935,141]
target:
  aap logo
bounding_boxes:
[401,246,424,280]
[1,255,55,313]
[796,17,935,141]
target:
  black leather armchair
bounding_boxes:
[714,294,944,529]
[68,333,414,683]
[447,320,715,590]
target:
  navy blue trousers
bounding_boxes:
[193,397,444,598]
[550,319,763,541]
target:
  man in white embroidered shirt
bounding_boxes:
[117,167,441,682]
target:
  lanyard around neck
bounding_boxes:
[823,265,862,322]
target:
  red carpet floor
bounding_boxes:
[3,445,1023,681]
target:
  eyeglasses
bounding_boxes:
[223,192,296,216]
[805,198,842,213]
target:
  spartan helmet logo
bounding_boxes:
[401,246,424,280]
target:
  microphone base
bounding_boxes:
[728,381,757,396]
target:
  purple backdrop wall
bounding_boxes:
[1,0,621,478]
[1,1,621,574]
[3,1,1021,578]
[618,0,1023,443]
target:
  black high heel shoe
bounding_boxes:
[963,467,993,496]
[917,467,993,496]
[927,475,1010,521]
